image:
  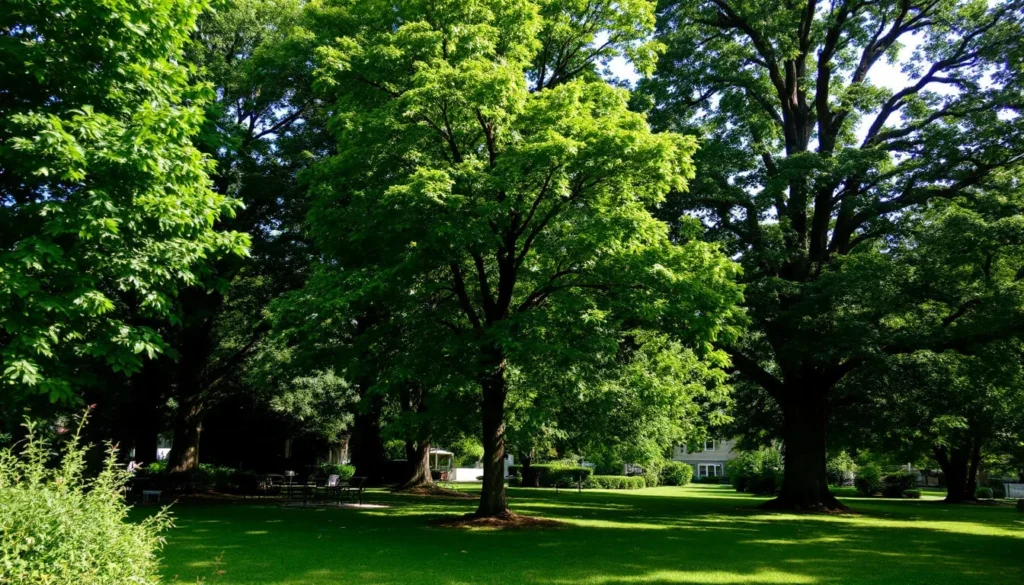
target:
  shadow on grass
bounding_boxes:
[150,485,1024,585]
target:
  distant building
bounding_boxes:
[672,438,739,480]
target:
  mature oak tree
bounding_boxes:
[646,0,1024,509]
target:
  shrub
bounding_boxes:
[727,448,783,494]
[316,463,356,480]
[854,465,883,496]
[903,489,922,499]
[976,487,993,499]
[660,461,694,486]
[509,464,592,487]
[1017,499,1024,513]
[640,459,663,488]
[0,416,173,585]
[826,451,858,486]
[882,471,917,498]
[586,475,646,489]
[696,475,724,484]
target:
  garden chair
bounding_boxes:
[336,476,367,505]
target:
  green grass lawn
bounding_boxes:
[147,484,1024,585]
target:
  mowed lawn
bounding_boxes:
[147,484,1024,585]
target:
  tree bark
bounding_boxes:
[519,452,534,487]
[762,391,846,512]
[167,399,204,473]
[936,444,979,503]
[475,349,510,518]
[350,394,386,485]
[398,440,433,490]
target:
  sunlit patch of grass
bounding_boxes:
[139,484,1024,585]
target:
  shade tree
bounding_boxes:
[645,0,1024,510]
[302,0,744,517]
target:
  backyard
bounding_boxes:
[149,484,1024,585]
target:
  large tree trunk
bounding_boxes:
[128,359,166,463]
[167,398,204,473]
[475,350,510,518]
[936,444,979,503]
[398,440,433,490]
[763,392,846,512]
[350,394,386,485]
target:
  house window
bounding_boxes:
[704,439,716,452]
[698,463,722,478]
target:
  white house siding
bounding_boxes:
[672,439,738,479]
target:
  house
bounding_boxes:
[672,438,738,480]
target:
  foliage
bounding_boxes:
[295,0,744,515]
[0,415,173,584]
[855,466,883,497]
[903,489,922,500]
[976,487,994,500]
[586,475,646,490]
[531,332,734,479]
[639,458,663,488]
[727,447,783,494]
[312,463,356,481]
[139,461,261,493]
[645,0,1024,508]
[826,452,858,486]
[158,0,328,473]
[0,0,248,403]
[882,472,918,499]
[509,464,593,487]
[449,437,485,468]
[660,461,694,486]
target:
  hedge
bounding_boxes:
[508,464,592,487]
[586,475,646,490]
[903,489,922,499]
[976,487,994,499]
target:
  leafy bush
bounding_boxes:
[727,448,782,494]
[976,487,994,499]
[586,475,646,489]
[882,472,917,498]
[315,463,356,480]
[826,451,858,486]
[509,464,592,487]
[855,465,883,496]
[639,459,664,488]
[903,489,922,499]
[0,416,173,585]
[660,461,694,486]
[450,437,484,467]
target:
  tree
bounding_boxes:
[506,330,733,472]
[303,0,743,518]
[162,0,324,472]
[645,0,1024,510]
[0,0,247,405]
[831,195,1024,502]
